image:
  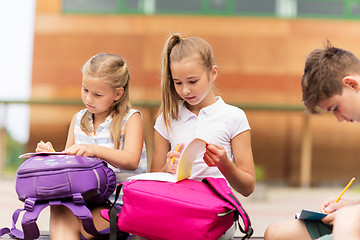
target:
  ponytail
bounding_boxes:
[160,33,184,131]
[159,33,216,131]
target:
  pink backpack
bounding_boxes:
[101,177,253,240]
[0,154,116,240]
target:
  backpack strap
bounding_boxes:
[202,177,254,240]
[6,196,110,240]
[22,201,48,239]
[62,201,106,237]
[5,198,43,240]
[108,182,126,240]
[100,182,129,240]
[62,199,111,240]
[3,207,25,239]
[0,228,10,238]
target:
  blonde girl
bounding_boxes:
[151,33,255,239]
[37,53,147,240]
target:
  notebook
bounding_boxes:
[295,209,327,220]
[129,138,207,182]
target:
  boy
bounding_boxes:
[264,42,360,240]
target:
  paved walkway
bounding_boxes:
[236,183,360,238]
[1,177,359,239]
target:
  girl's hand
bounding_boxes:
[165,143,184,174]
[36,141,55,153]
[203,143,230,167]
[64,144,97,157]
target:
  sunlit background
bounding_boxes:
[2,0,360,185]
[0,0,35,143]
[3,0,360,237]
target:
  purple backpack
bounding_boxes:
[0,154,116,240]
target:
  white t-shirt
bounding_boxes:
[154,97,250,181]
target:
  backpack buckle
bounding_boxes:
[246,226,254,239]
[24,198,36,211]
[73,193,85,205]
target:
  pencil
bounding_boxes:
[171,144,179,164]
[335,177,355,203]
[41,140,55,152]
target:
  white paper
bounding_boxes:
[128,138,208,182]
[128,172,177,182]
[175,138,207,181]
[19,151,66,159]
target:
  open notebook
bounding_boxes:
[295,209,327,220]
[19,151,66,158]
[129,138,208,182]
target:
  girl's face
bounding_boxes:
[318,76,360,123]
[170,55,217,112]
[81,77,122,116]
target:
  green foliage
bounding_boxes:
[5,130,25,172]
[255,164,265,182]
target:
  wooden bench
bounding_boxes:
[0,235,264,239]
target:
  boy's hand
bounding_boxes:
[36,141,55,153]
[321,198,355,214]
[321,211,336,225]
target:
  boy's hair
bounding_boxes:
[81,53,131,149]
[160,33,215,130]
[302,41,360,113]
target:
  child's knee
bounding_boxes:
[50,205,81,232]
[264,223,282,240]
[337,205,360,223]
[50,205,64,216]
[50,205,77,220]
[333,205,360,239]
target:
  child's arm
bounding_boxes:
[65,114,76,149]
[65,113,145,171]
[204,130,255,196]
[150,130,183,173]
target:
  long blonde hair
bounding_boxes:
[81,53,131,149]
[160,33,216,130]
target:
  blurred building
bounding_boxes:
[31,0,360,186]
